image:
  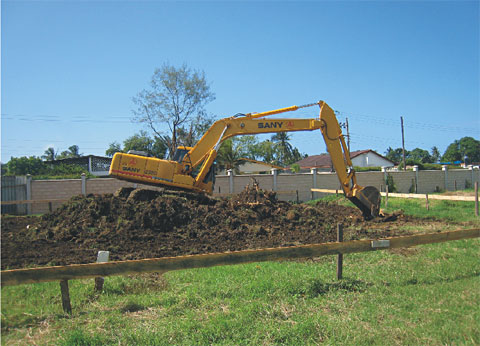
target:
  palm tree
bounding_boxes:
[271,132,294,166]
[216,139,245,174]
[42,147,57,161]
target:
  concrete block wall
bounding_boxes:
[417,170,444,193]
[23,168,480,214]
[31,179,82,214]
[277,173,312,202]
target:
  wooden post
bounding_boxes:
[426,194,429,211]
[48,202,53,213]
[385,185,389,208]
[336,189,338,197]
[59,279,72,315]
[94,251,110,292]
[454,180,457,191]
[337,224,343,280]
[296,190,299,204]
[475,182,479,217]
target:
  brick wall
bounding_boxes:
[24,167,480,214]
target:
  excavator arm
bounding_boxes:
[109,101,381,219]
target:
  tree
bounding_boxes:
[105,142,122,157]
[385,147,405,164]
[408,148,432,163]
[58,145,82,159]
[42,147,58,161]
[6,156,45,175]
[442,137,480,163]
[105,132,168,158]
[216,139,245,173]
[271,132,294,166]
[132,64,215,158]
[431,146,441,163]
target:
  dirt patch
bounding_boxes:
[1,185,447,270]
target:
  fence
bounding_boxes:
[2,228,478,314]
[1,176,28,215]
[2,167,479,215]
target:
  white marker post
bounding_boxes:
[94,251,110,292]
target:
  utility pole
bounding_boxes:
[401,116,406,171]
[346,117,350,151]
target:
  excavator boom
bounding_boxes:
[109,100,381,219]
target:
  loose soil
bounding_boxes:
[1,185,449,270]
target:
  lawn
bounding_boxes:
[2,196,479,345]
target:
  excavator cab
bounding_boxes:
[172,146,192,163]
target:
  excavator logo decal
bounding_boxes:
[258,121,283,129]
[128,158,137,165]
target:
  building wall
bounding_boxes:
[21,167,480,214]
[351,153,394,167]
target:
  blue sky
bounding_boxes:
[2,1,479,163]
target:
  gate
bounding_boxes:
[1,176,27,215]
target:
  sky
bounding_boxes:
[1,0,479,163]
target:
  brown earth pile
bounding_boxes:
[2,185,412,269]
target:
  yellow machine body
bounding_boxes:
[109,101,381,219]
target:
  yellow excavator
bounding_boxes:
[109,101,381,219]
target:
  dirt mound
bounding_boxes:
[2,185,416,269]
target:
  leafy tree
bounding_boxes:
[256,140,276,164]
[105,142,122,157]
[132,64,215,158]
[385,147,405,164]
[290,163,301,173]
[431,146,441,163]
[105,132,168,158]
[442,137,480,163]
[42,147,58,161]
[6,156,45,175]
[408,148,432,163]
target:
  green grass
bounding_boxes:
[312,193,480,224]
[2,197,479,345]
[2,239,479,345]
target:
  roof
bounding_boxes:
[292,150,394,169]
[240,158,283,170]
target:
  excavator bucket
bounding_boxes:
[348,186,381,220]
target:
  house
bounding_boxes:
[217,158,283,175]
[46,155,112,176]
[293,149,394,172]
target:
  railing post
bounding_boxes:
[271,168,278,191]
[469,165,474,188]
[337,223,343,280]
[60,279,72,315]
[475,182,479,217]
[442,165,448,191]
[26,174,32,215]
[81,173,86,196]
[381,166,387,191]
[227,169,234,194]
[413,165,419,193]
[311,168,317,200]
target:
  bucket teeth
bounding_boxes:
[348,186,381,220]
